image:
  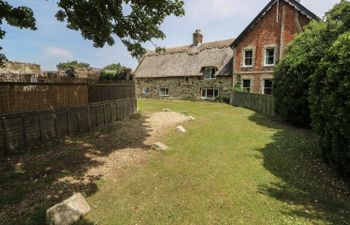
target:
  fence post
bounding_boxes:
[2,117,9,155]
[21,115,27,149]
[66,109,70,135]
[95,106,98,127]
[77,108,81,132]
[38,112,44,143]
[87,105,91,131]
[110,102,113,122]
[54,112,59,138]
[103,103,106,125]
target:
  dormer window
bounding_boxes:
[203,67,217,80]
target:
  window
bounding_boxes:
[203,67,216,79]
[264,48,276,66]
[159,87,169,97]
[263,79,273,95]
[242,79,251,93]
[243,49,253,67]
[143,87,150,94]
[201,88,219,100]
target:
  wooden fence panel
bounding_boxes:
[0,80,135,114]
[0,98,137,157]
[231,91,275,117]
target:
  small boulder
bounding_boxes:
[176,126,187,133]
[188,116,195,121]
[163,108,170,112]
[46,193,91,225]
[152,142,168,151]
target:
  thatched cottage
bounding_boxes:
[134,0,318,99]
[135,32,234,100]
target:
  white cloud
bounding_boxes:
[44,47,73,60]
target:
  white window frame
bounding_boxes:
[201,88,219,100]
[263,79,273,95]
[203,67,216,80]
[143,87,150,94]
[243,49,254,67]
[159,87,169,97]
[264,47,276,66]
[242,79,252,93]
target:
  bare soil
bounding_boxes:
[0,111,188,224]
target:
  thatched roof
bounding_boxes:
[134,39,234,78]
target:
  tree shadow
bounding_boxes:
[249,112,350,224]
[0,114,152,225]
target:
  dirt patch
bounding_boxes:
[0,111,187,224]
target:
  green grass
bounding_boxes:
[76,99,350,225]
[1,99,349,224]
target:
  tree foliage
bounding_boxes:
[273,0,350,178]
[273,21,326,127]
[0,0,185,62]
[56,60,90,71]
[0,1,36,65]
[310,32,350,179]
[100,63,131,80]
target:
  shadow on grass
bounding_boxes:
[0,114,152,225]
[249,113,350,224]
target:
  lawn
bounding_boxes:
[78,99,350,225]
[1,99,349,225]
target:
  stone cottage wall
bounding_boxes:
[136,76,233,100]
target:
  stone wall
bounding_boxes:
[0,61,41,75]
[136,76,233,100]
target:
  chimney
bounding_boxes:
[193,29,203,46]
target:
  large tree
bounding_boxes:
[0,0,185,64]
[0,1,36,64]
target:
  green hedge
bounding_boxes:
[309,32,350,178]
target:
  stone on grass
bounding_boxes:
[188,116,195,121]
[163,108,170,112]
[152,142,168,151]
[176,126,187,133]
[46,193,91,225]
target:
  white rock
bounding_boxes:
[46,193,91,225]
[152,142,168,151]
[188,116,195,121]
[176,126,187,133]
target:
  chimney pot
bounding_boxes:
[193,29,203,46]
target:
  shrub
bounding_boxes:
[273,21,326,127]
[309,32,350,178]
[100,70,119,80]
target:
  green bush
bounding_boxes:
[273,0,350,179]
[273,21,326,127]
[309,32,350,178]
[100,70,120,80]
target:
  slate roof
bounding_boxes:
[231,0,319,47]
[134,39,234,78]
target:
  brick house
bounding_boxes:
[232,0,317,94]
[134,0,318,99]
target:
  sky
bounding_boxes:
[2,0,340,71]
